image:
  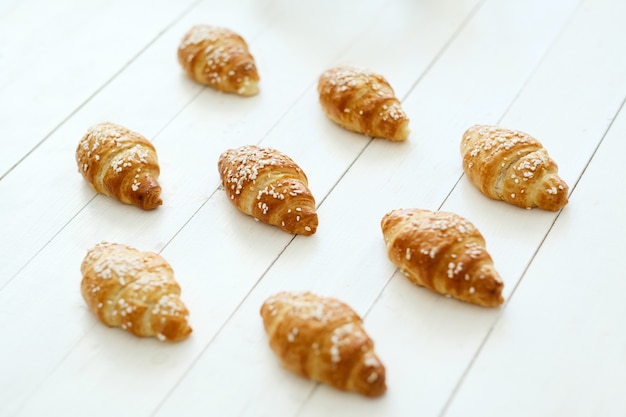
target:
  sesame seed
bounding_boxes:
[367,372,378,383]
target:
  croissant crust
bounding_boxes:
[461,124,569,211]
[318,66,409,141]
[80,242,192,342]
[178,24,259,96]
[261,291,386,397]
[381,208,504,307]
[218,145,318,235]
[76,122,162,210]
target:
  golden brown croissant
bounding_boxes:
[177,24,259,96]
[381,208,504,307]
[76,122,162,210]
[317,65,410,141]
[80,242,192,342]
[261,291,386,397]
[218,145,318,235]
[461,124,569,211]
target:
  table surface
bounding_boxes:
[2,0,625,416]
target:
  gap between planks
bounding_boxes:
[435,0,618,414]
[0,0,204,182]
[149,0,492,414]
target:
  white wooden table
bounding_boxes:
[2,0,625,415]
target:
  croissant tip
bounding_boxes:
[162,325,192,343]
[478,293,505,308]
[237,82,260,96]
[157,312,193,342]
[140,186,163,210]
[389,124,410,141]
[143,198,163,210]
[537,180,569,211]
[292,211,318,236]
[387,128,411,142]
[362,383,387,398]
[355,367,387,397]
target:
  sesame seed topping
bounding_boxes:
[218,145,308,217]
[82,242,189,341]
[319,66,407,130]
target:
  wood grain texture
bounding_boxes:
[1,0,625,416]
[0,0,198,177]
[445,86,626,417]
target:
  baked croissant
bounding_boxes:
[317,65,410,141]
[80,242,192,342]
[218,145,318,235]
[381,208,504,307]
[177,24,259,96]
[76,122,162,210]
[461,124,569,211]
[261,291,386,397]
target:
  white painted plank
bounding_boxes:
[439,0,626,301]
[0,0,23,20]
[444,91,626,417]
[0,0,108,88]
[1,1,623,417]
[359,0,626,416]
[0,0,197,177]
[0,0,278,287]
[438,0,626,413]
[3,1,393,415]
[0,0,281,413]
[153,0,584,416]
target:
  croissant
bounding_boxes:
[177,24,259,96]
[381,208,504,307]
[80,242,192,342]
[218,145,318,235]
[461,124,569,211]
[76,122,162,210]
[261,291,386,397]
[317,65,410,141]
